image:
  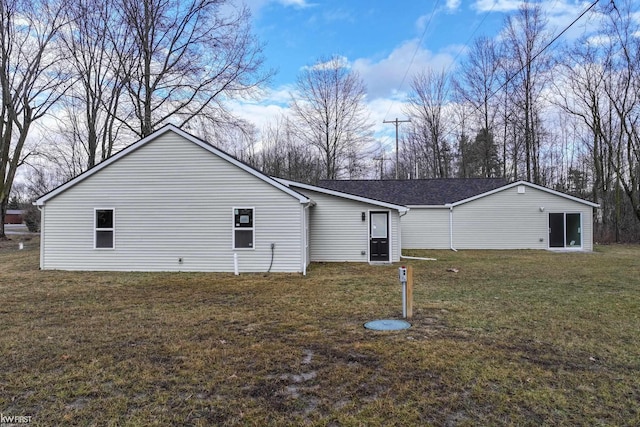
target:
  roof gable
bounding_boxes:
[35,125,310,205]
[319,178,508,206]
[450,180,600,208]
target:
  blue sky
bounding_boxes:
[235,0,601,145]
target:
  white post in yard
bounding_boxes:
[234,253,239,275]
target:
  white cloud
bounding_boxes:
[475,1,604,44]
[243,0,314,16]
[545,1,605,41]
[585,34,611,46]
[352,39,456,99]
[301,55,350,72]
[229,85,295,131]
[446,0,462,11]
[277,0,314,8]
[231,100,289,133]
[232,38,463,150]
[231,37,462,150]
[366,97,411,149]
[473,0,522,13]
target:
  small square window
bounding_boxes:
[234,208,253,228]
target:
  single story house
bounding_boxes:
[35,125,598,274]
[34,125,406,273]
[320,179,600,251]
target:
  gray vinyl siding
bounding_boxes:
[401,208,450,249]
[452,185,594,250]
[297,189,401,263]
[41,132,304,272]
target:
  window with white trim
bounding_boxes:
[233,208,254,249]
[95,209,115,249]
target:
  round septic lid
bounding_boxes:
[364,319,411,331]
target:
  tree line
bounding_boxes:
[2,0,639,243]
[253,1,640,243]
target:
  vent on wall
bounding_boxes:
[518,185,526,194]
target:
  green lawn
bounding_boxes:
[1,237,639,426]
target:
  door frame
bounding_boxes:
[548,212,583,250]
[368,210,391,263]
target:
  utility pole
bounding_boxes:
[373,151,385,179]
[383,118,410,179]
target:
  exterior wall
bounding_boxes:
[41,132,304,272]
[401,208,450,249]
[298,189,401,263]
[452,185,594,250]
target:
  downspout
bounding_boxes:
[302,204,307,276]
[447,204,457,252]
[35,202,45,268]
[398,209,407,261]
[301,202,313,276]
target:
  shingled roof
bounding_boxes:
[318,178,508,206]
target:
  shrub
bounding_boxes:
[23,204,40,232]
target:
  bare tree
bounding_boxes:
[600,0,640,224]
[290,56,374,180]
[117,0,272,138]
[56,0,131,170]
[502,3,552,184]
[404,69,452,178]
[554,37,611,213]
[453,36,502,177]
[258,116,323,184]
[0,0,69,239]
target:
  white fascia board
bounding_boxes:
[276,178,409,214]
[449,180,600,208]
[35,125,311,206]
[406,205,449,209]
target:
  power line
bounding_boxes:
[437,0,601,143]
[383,0,441,122]
[444,1,499,76]
[486,0,601,108]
